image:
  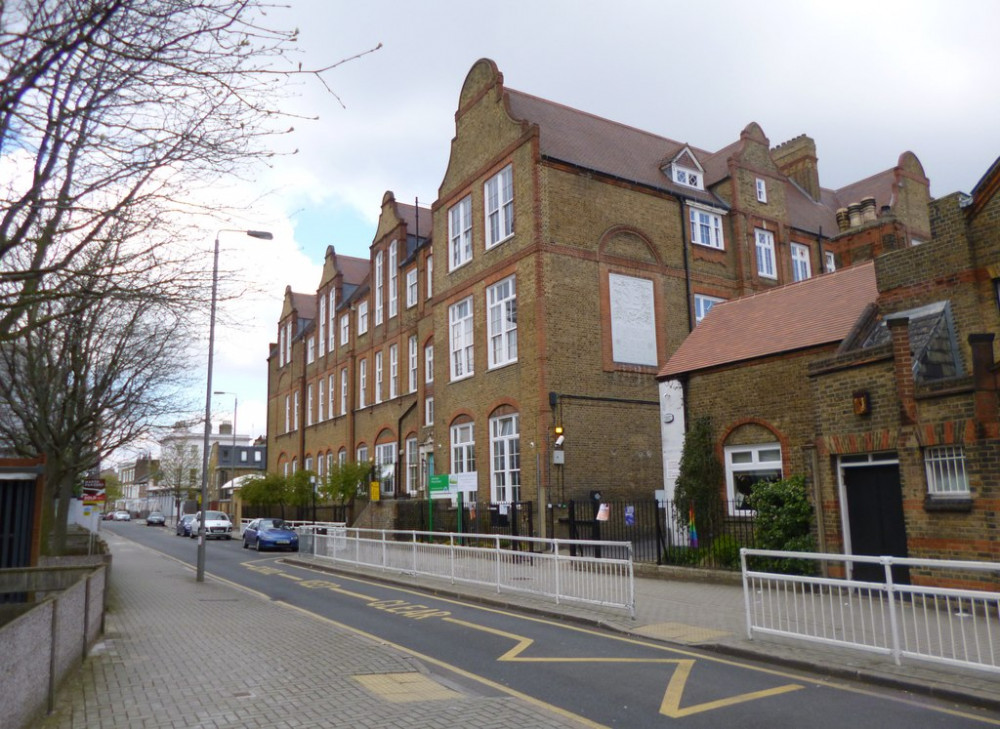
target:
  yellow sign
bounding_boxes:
[370,481,380,502]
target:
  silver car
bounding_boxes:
[189,510,233,540]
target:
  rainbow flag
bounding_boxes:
[688,505,698,548]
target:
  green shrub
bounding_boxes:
[706,534,741,570]
[751,475,816,575]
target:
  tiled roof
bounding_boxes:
[337,255,369,286]
[289,291,316,321]
[658,261,877,378]
[397,201,432,242]
[505,89,723,207]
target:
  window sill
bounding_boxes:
[485,233,514,250]
[923,495,973,513]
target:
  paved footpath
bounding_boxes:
[35,535,1000,728]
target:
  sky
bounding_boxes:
[150,0,1000,462]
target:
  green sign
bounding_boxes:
[429,474,450,492]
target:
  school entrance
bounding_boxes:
[840,454,910,584]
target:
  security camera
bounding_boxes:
[554,435,565,447]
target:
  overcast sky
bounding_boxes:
[167,0,1000,459]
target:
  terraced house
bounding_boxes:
[266,58,931,534]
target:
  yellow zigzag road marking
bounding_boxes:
[445,616,804,718]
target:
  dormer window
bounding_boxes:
[673,166,703,190]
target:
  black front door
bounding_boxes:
[843,464,910,584]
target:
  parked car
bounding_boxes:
[103,511,116,520]
[113,510,131,521]
[176,513,196,537]
[145,511,166,526]
[242,518,299,552]
[189,510,233,540]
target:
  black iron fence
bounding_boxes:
[394,499,534,543]
[564,499,756,570]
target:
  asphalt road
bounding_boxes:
[103,520,1000,728]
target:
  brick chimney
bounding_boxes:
[771,135,820,201]
[887,317,917,425]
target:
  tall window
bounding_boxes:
[487,276,517,368]
[388,240,398,318]
[925,446,969,497]
[485,164,514,248]
[374,351,383,404]
[755,229,776,279]
[490,413,520,503]
[279,322,287,366]
[725,443,782,513]
[340,313,349,345]
[406,268,418,308]
[338,448,347,468]
[375,442,396,495]
[307,337,315,364]
[756,177,768,203]
[357,300,369,334]
[449,196,472,270]
[694,294,723,324]
[284,395,290,433]
[791,243,811,282]
[689,208,724,249]
[389,343,399,399]
[306,384,313,426]
[340,368,348,415]
[449,296,474,380]
[425,343,434,383]
[451,422,475,473]
[329,291,336,351]
[408,335,418,392]
[293,390,299,430]
[374,251,383,325]
[356,445,368,466]
[359,358,367,408]
[425,397,434,427]
[406,437,418,495]
[426,256,433,298]
[318,295,326,357]
[328,374,335,420]
[825,251,836,273]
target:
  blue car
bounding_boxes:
[242,518,299,552]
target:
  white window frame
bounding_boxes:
[425,397,434,427]
[791,242,811,282]
[338,449,347,468]
[374,251,383,325]
[925,446,970,497]
[485,164,514,248]
[340,368,348,415]
[451,422,476,474]
[673,165,703,190]
[487,275,517,368]
[359,358,367,409]
[490,413,520,503]
[357,300,369,334]
[329,291,336,351]
[284,395,290,433]
[356,445,368,466]
[317,380,324,422]
[388,240,398,318]
[340,313,349,346]
[389,343,399,399]
[408,335,418,393]
[825,251,836,273]
[694,294,724,324]
[293,390,299,430]
[318,295,326,357]
[426,256,433,298]
[449,196,473,271]
[279,323,287,366]
[375,442,396,495]
[756,177,768,203]
[406,268,418,308]
[306,384,314,426]
[406,437,419,495]
[424,343,434,384]
[449,296,474,381]
[755,229,776,280]
[328,374,335,420]
[374,351,383,405]
[689,207,724,250]
[725,443,782,514]
[307,337,315,364]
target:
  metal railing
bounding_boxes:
[304,527,635,618]
[741,548,1000,673]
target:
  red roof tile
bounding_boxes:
[658,261,877,378]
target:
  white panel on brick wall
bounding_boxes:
[609,273,657,366]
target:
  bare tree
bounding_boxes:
[0,264,196,552]
[156,433,204,523]
[0,0,379,340]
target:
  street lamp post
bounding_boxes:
[197,228,272,583]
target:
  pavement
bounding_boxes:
[32,532,1000,729]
